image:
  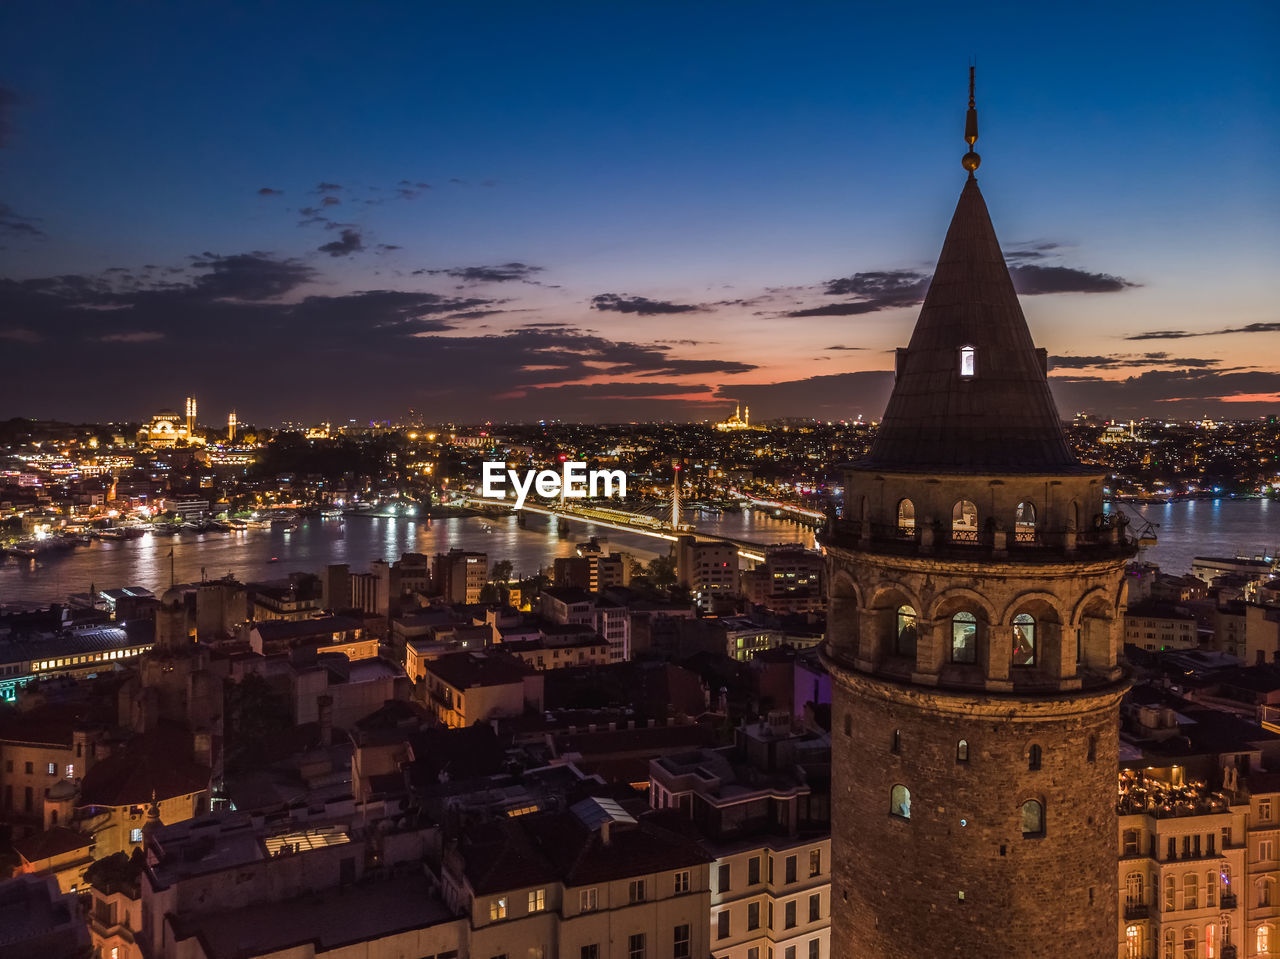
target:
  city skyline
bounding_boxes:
[1,2,1277,423]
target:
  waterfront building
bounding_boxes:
[677,536,739,614]
[823,73,1133,956]
[433,548,489,605]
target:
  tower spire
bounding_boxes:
[962,65,981,176]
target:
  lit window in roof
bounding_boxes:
[960,346,976,378]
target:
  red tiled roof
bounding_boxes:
[15,826,94,864]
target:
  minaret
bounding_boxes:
[671,461,681,529]
[744,405,749,428]
[227,410,237,444]
[185,396,197,437]
[824,70,1131,958]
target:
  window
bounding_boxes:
[581,947,599,959]
[1125,872,1144,907]
[717,911,730,940]
[890,784,911,819]
[629,879,646,904]
[1013,614,1037,666]
[673,924,691,959]
[897,498,915,533]
[527,888,545,913]
[785,947,796,959]
[1208,832,1216,856]
[785,900,796,929]
[1182,927,1195,959]
[1028,744,1042,771]
[808,940,820,959]
[809,892,820,921]
[1087,736,1097,762]
[674,870,690,894]
[1126,925,1141,959]
[950,611,978,664]
[1261,839,1275,861]
[1164,875,1177,911]
[24,761,32,774]
[959,345,975,377]
[748,901,760,930]
[1184,873,1198,909]
[809,848,821,877]
[47,762,56,775]
[717,863,730,893]
[1261,799,1273,822]
[1123,829,1139,856]
[1020,799,1044,837]
[951,500,978,541]
[489,897,508,920]
[785,855,796,884]
[1165,928,1177,959]
[1206,922,1217,959]
[1014,501,1036,542]
[580,887,598,912]
[1207,869,1218,907]
[895,605,917,657]
[628,933,646,959]
[1168,837,1177,861]
[748,856,761,885]
[1258,924,1271,956]
[747,950,760,959]
[957,739,969,762]
[64,764,73,779]
[130,827,143,843]
[1261,877,1276,908]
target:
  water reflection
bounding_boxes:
[0,508,815,606]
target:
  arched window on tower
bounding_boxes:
[896,498,915,536]
[891,729,901,754]
[959,345,976,378]
[1013,613,1037,667]
[1020,799,1044,837]
[1028,744,1042,771]
[956,739,969,762]
[1087,736,1097,763]
[890,785,911,819]
[1015,501,1037,543]
[895,605,918,657]
[951,500,978,543]
[951,611,978,664]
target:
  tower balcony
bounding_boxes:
[822,514,1135,565]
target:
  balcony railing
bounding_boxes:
[1124,903,1149,920]
[1221,892,1238,909]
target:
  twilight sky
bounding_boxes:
[1,2,1277,425]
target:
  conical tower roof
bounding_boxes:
[859,173,1078,473]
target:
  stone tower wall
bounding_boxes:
[830,669,1123,956]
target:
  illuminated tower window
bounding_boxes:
[959,345,976,378]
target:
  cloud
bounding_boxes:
[425,262,544,284]
[0,202,45,239]
[826,344,866,350]
[186,252,315,300]
[1049,352,1222,370]
[317,228,364,257]
[1009,264,1136,295]
[321,195,341,207]
[1048,368,1280,419]
[316,182,341,192]
[99,331,165,343]
[785,270,928,317]
[1002,242,1065,263]
[591,293,704,315]
[1125,322,1280,341]
[396,179,431,199]
[0,327,41,344]
[257,187,283,197]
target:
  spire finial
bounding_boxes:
[962,64,981,177]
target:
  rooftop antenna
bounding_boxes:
[962,64,981,177]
